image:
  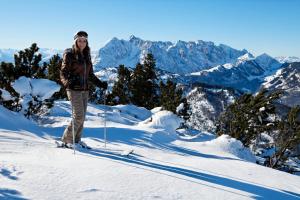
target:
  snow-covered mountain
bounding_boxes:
[262,62,300,107]
[0,48,64,63]
[0,49,18,63]
[275,56,300,64]
[1,101,300,199]
[93,35,249,74]
[186,53,282,93]
[94,52,284,95]
[38,48,64,62]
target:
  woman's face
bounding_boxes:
[76,37,87,52]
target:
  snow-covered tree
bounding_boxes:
[216,89,282,147]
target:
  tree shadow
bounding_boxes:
[0,188,28,200]
[0,168,18,180]
[70,126,240,161]
[78,148,300,200]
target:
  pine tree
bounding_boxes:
[130,63,145,107]
[35,62,47,79]
[143,53,159,108]
[47,54,62,82]
[216,89,282,147]
[0,62,20,111]
[143,53,156,81]
[270,106,300,170]
[14,43,44,78]
[130,53,159,109]
[111,65,131,105]
[159,79,182,113]
[0,62,17,92]
[46,54,66,99]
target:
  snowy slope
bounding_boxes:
[1,103,300,200]
[261,62,300,107]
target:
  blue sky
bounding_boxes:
[1,0,299,57]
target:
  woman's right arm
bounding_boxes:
[60,49,72,88]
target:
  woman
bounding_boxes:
[60,31,107,148]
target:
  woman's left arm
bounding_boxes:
[89,64,108,89]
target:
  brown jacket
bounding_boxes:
[60,48,107,91]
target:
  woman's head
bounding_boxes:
[73,31,91,59]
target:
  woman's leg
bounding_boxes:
[75,91,89,142]
[62,90,85,144]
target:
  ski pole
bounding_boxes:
[103,90,108,148]
[72,101,76,154]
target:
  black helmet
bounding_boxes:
[74,31,88,40]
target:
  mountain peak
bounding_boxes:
[175,40,187,46]
[129,35,142,42]
[237,53,255,62]
[105,37,120,45]
[258,53,271,58]
[252,53,281,74]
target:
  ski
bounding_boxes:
[121,149,134,156]
[55,140,66,148]
[54,140,134,156]
[54,140,92,149]
[93,147,134,157]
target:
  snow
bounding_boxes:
[1,101,300,200]
[0,105,37,131]
[139,110,183,133]
[176,103,184,113]
[259,107,266,112]
[236,53,255,65]
[186,89,217,133]
[31,79,61,100]
[11,76,60,112]
[275,56,300,63]
[12,76,60,101]
[0,89,14,101]
[223,63,234,69]
[151,107,163,114]
[94,67,118,82]
[262,68,284,88]
[113,104,151,121]
[204,135,256,162]
[12,76,32,97]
